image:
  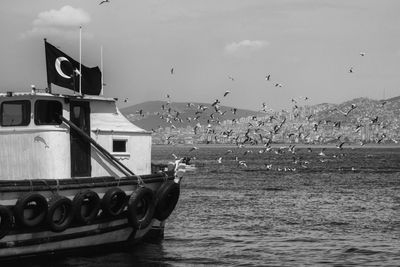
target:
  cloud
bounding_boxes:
[22,6,91,39]
[34,6,90,27]
[224,40,269,55]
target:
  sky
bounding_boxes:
[1,0,400,111]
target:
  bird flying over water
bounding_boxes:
[211,99,220,107]
[189,146,199,153]
[337,142,345,150]
[99,0,110,5]
[238,160,247,168]
[224,90,231,97]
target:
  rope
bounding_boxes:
[56,179,60,193]
[136,174,145,187]
[39,179,55,194]
[29,179,33,192]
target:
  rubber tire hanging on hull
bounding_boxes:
[14,192,48,227]
[72,190,101,224]
[154,181,180,221]
[101,187,127,217]
[0,205,13,239]
[127,187,155,230]
[46,195,74,232]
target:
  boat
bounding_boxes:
[0,41,186,260]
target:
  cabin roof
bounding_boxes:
[0,91,150,134]
[0,92,116,102]
[91,110,150,134]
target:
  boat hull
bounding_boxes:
[0,169,176,260]
[0,217,164,260]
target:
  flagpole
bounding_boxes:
[44,38,52,94]
[79,26,82,95]
[101,45,104,95]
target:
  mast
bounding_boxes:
[79,26,82,95]
[44,38,52,93]
[101,45,104,95]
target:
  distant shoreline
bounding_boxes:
[152,143,400,149]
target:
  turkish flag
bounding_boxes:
[45,41,102,95]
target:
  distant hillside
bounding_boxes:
[120,96,400,132]
[120,101,265,131]
[312,97,400,124]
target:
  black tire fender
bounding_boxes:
[101,187,127,217]
[127,187,155,230]
[154,181,180,221]
[14,192,48,227]
[72,190,101,224]
[0,205,13,239]
[46,195,74,232]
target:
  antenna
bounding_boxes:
[101,45,104,95]
[79,26,82,95]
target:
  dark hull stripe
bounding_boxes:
[0,223,132,249]
[0,172,174,192]
[9,212,129,235]
[0,236,149,262]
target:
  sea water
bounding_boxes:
[9,145,400,266]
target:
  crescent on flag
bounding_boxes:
[55,57,72,79]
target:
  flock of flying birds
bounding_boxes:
[99,0,394,171]
[125,51,397,172]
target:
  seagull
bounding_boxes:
[371,116,379,124]
[360,52,366,56]
[170,67,174,74]
[216,157,222,164]
[265,74,271,81]
[228,76,235,81]
[336,142,345,150]
[211,99,220,107]
[123,98,128,103]
[275,83,283,87]
[99,0,110,5]
[238,160,247,168]
[223,90,231,97]
[349,67,353,73]
[225,149,233,155]
[188,146,199,153]
[136,109,143,116]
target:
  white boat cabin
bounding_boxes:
[0,92,151,180]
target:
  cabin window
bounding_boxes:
[35,100,62,125]
[0,100,31,126]
[113,139,127,152]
